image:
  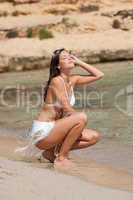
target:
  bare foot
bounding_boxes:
[54,156,75,169]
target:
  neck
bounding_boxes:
[60,71,71,83]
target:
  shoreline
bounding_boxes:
[0,135,133,193]
[0,156,133,200]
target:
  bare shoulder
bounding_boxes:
[50,76,62,88]
[51,76,61,84]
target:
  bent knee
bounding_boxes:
[77,112,88,125]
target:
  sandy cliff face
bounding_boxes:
[0,0,133,72]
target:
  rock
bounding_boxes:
[102,9,133,19]
[43,4,77,15]
[114,9,133,19]
[79,3,99,13]
[99,49,133,62]
[112,19,121,29]
[13,0,40,4]
[112,17,133,31]
[76,49,133,63]
[0,56,10,72]
[8,56,50,72]
[101,11,115,18]
[6,30,19,38]
[1,46,133,73]
[51,0,78,3]
[15,65,24,71]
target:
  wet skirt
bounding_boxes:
[14,120,56,159]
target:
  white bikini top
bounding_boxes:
[45,76,76,108]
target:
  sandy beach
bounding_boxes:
[0,156,133,200]
[0,134,133,199]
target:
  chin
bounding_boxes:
[69,63,75,68]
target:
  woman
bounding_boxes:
[15,48,104,168]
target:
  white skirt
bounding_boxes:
[14,120,55,159]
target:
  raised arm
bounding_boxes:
[70,55,104,86]
[50,76,76,116]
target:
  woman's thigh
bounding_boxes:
[36,112,87,149]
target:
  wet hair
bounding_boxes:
[43,48,66,102]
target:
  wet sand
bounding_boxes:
[1,157,133,200]
[0,135,133,194]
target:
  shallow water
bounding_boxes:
[1,61,133,143]
[0,61,133,193]
[0,136,133,192]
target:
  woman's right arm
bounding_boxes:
[50,77,77,117]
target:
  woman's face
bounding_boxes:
[59,50,75,70]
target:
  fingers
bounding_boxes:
[70,55,76,64]
[70,55,76,59]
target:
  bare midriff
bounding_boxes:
[34,76,73,122]
[35,104,63,122]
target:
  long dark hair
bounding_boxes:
[43,48,66,102]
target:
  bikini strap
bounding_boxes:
[69,80,74,94]
[58,76,70,99]
[67,80,74,96]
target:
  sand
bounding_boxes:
[0,136,133,199]
[0,156,133,200]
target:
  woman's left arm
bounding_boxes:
[71,55,104,86]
